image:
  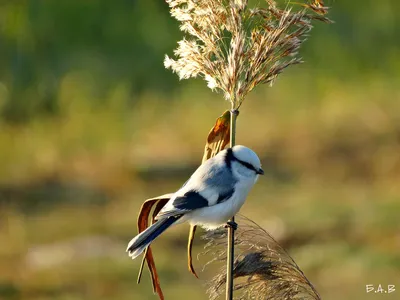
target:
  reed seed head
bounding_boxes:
[202,215,322,300]
[164,0,331,109]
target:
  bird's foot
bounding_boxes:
[225,221,238,231]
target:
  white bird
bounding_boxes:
[126,145,263,259]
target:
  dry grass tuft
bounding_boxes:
[164,0,331,108]
[202,215,321,300]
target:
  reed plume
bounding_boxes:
[164,0,331,108]
[203,215,321,300]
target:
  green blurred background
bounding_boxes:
[0,0,399,299]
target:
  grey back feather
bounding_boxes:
[157,150,237,218]
[191,152,237,199]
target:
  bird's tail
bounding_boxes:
[126,216,180,259]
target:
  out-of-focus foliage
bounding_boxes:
[0,0,399,122]
[0,0,181,122]
[0,1,399,300]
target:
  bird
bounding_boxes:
[126,145,264,260]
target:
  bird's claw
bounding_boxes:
[225,221,238,231]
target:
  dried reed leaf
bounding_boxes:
[135,111,232,297]
[189,110,232,277]
[136,194,172,300]
[188,224,199,278]
[203,110,231,162]
[202,215,321,300]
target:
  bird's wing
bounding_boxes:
[215,188,235,204]
[156,161,237,219]
[156,191,210,219]
[198,160,237,205]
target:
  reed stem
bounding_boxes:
[226,108,239,300]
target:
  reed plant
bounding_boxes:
[164,0,330,298]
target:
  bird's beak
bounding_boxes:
[257,168,264,175]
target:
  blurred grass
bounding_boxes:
[1,60,400,300]
[0,0,400,299]
[1,180,399,300]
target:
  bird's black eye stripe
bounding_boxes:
[226,147,258,173]
[235,158,258,173]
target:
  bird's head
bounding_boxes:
[229,145,264,178]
